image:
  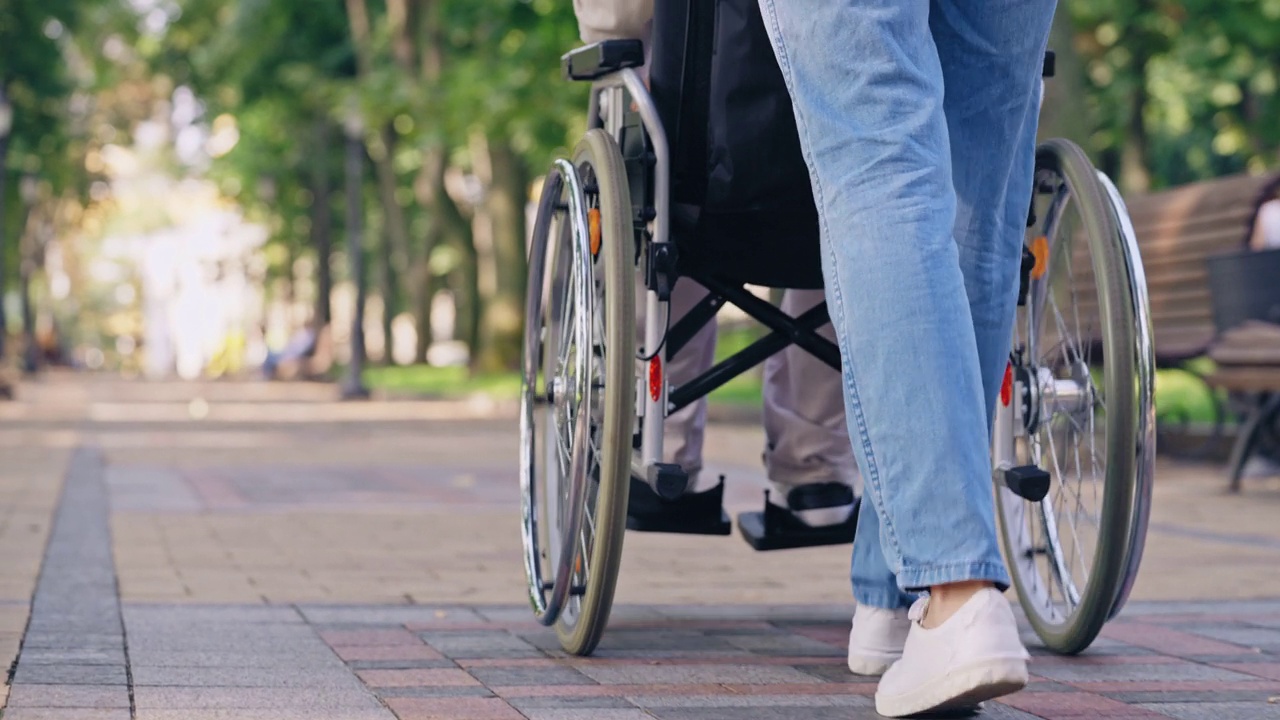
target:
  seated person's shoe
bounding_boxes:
[847,605,911,676]
[768,481,856,527]
[626,475,732,535]
[874,588,1029,718]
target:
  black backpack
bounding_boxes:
[649,0,823,289]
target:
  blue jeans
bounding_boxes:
[756,0,1056,608]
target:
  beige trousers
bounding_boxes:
[655,281,857,494]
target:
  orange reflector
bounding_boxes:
[588,208,602,257]
[1000,362,1014,407]
[648,357,662,402]
[1030,236,1049,279]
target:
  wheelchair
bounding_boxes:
[519,0,1155,658]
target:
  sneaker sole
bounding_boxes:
[846,653,896,676]
[874,657,1028,718]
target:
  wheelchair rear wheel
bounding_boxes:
[995,139,1154,654]
[519,129,635,656]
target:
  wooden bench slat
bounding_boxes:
[1109,172,1276,368]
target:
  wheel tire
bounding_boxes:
[554,129,636,656]
[997,139,1139,654]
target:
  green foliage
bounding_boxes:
[1065,0,1280,186]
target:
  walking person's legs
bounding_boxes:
[756,0,1054,714]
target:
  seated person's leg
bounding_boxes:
[762,288,858,526]
[655,278,718,492]
[627,278,728,532]
[573,0,653,44]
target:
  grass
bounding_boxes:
[362,364,521,399]
[363,329,1224,424]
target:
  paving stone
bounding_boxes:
[125,650,344,669]
[1104,690,1280,704]
[11,663,127,684]
[420,631,544,659]
[645,707,881,720]
[376,686,497,698]
[1185,626,1280,648]
[131,664,365,688]
[577,663,825,685]
[468,665,596,686]
[1104,623,1256,656]
[133,710,393,720]
[1033,661,1261,683]
[332,644,444,662]
[522,711,654,720]
[792,663,869,684]
[356,668,481,687]
[1124,600,1280,616]
[508,696,638,711]
[1137,701,1280,719]
[3,711,132,720]
[628,694,872,708]
[132,686,385,711]
[384,696,525,719]
[19,633,124,650]
[717,632,844,656]
[1214,662,1280,681]
[347,659,458,670]
[15,648,127,666]
[6,684,131,708]
[298,605,484,625]
[123,605,304,625]
[1002,691,1169,718]
[320,628,423,647]
[587,629,743,654]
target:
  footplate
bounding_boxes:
[1002,464,1051,502]
[626,475,732,536]
[737,491,859,551]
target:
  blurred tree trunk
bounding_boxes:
[341,123,369,398]
[412,145,447,363]
[310,122,334,329]
[377,221,397,364]
[470,132,527,373]
[371,123,411,356]
[345,0,411,357]
[407,0,448,364]
[446,187,479,354]
[19,204,40,373]
[0,126,9,363]
[1120,48,1152,194]
[1038,12,1090,147]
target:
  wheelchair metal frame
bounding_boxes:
[589,69,840,498]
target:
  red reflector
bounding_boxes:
[1000,362,1013,407]
[648,357,662,402]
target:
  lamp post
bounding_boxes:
[19,174,37,374]
[0,87,13,363]
[340,108,369,400]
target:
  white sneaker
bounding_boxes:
[847,605,911,676]
[875,588,1029,718]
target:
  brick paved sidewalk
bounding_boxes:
[2,375,1280,718]
[8,599,1280,719]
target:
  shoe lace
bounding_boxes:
[907,595,930,624]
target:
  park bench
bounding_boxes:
[1206,245,1280,491]
[1114,173,1277,462]
[1107,172,1280,491]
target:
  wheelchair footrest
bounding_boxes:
[626,476,732,536]
[738,494,858,551]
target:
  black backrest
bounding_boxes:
[649,0,823,289]
[1206,248,1280,333]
